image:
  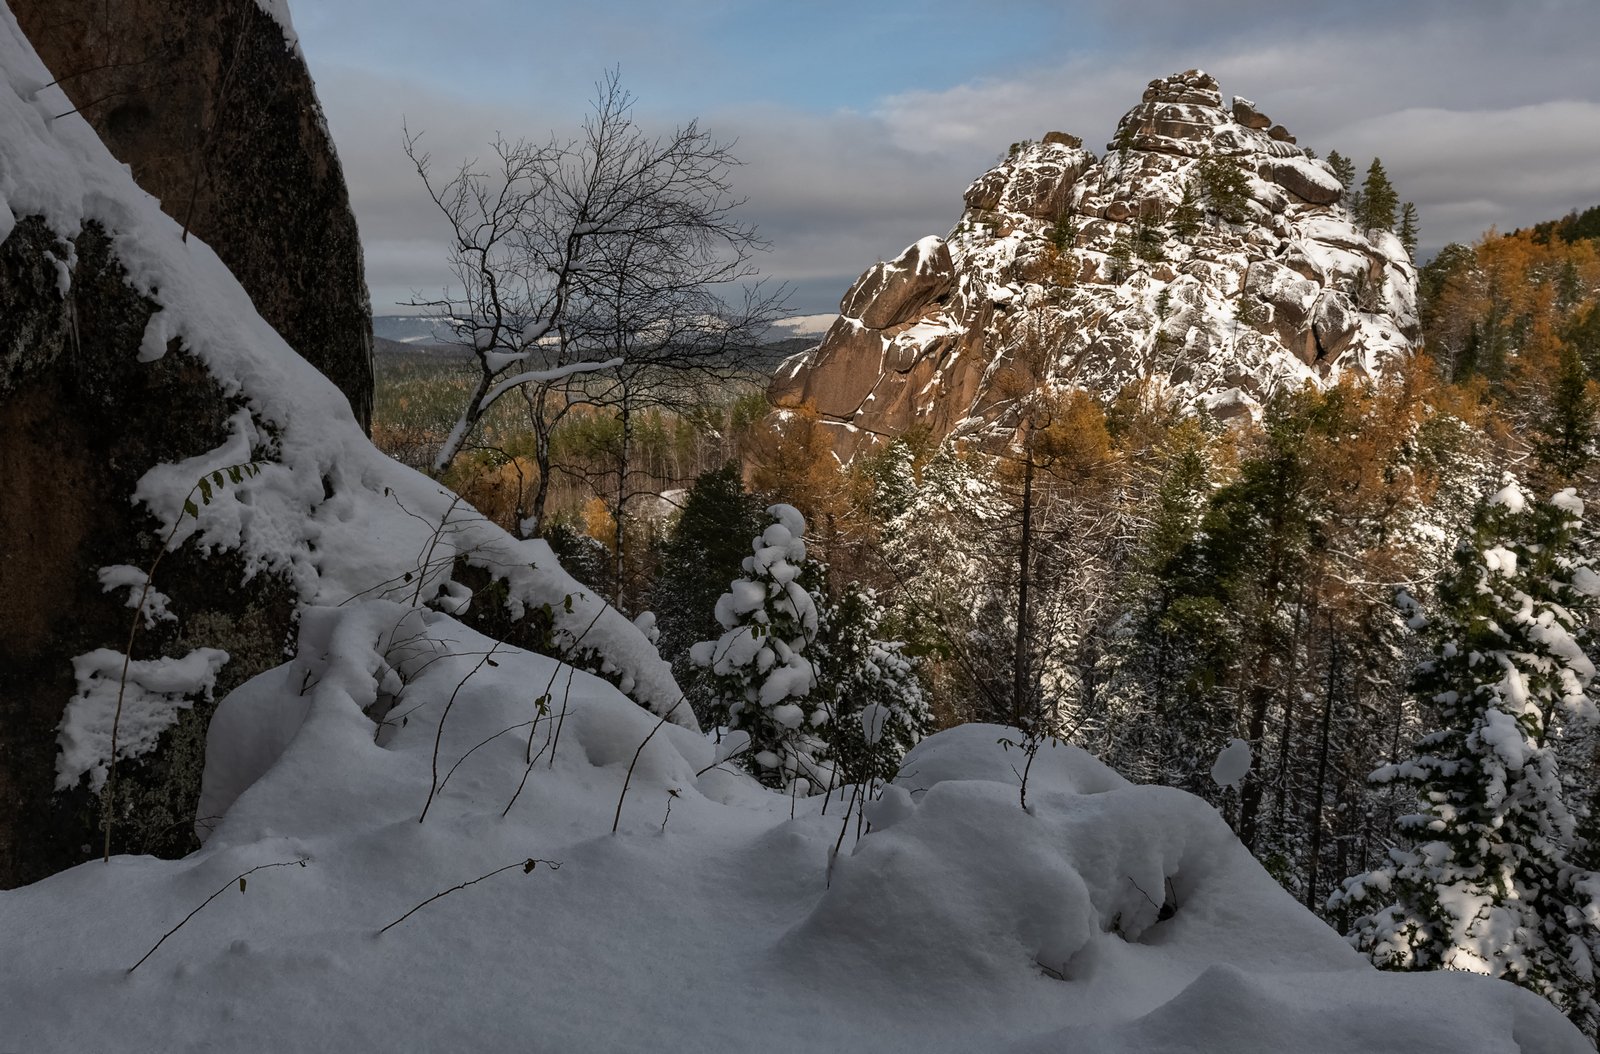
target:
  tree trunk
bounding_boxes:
[1013,444,1034,728]
[613,392,632,612]
[1305,626,1338,911]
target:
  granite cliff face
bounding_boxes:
[772,71,1419,456]
[11,0,375,429]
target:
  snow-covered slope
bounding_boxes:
[772,70,1419,457]
[0,0,690,792]
[0,608,1585,1051]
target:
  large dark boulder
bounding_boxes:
[0,217,298,888]
[12,0,375,429]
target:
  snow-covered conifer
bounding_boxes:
[812,585,933,785]
[651,465,770,727]
[690,505,829,791]
[1332,479,1600,1037]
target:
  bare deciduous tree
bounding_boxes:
[405,71,784,537]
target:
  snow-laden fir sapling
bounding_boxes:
[103,461,260,863]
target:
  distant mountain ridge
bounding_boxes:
[771,69,1420,457]
[373,313,834,369]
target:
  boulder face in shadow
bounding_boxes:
[13,0,375,429]
[0,216,300,889]
[0,0,368,888]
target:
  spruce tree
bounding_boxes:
[1358,158,1399,233]
[1533,347,1600,483]
[1398,202,1420,257]
[1169,179,1202,242]
[1331,481,1600,1038]
[812,585,932,786]
[1107,233,1134,283]
[1195,157,1251,225]
[1326,150,1357,196]
[1133,212,1166,262]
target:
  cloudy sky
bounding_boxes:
[290,0,1600,316]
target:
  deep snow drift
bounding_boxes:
[1,609,1586,1052]
[0,7,1589,1051]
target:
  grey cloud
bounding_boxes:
[872,26,1600,253]
[313,6,1600,315]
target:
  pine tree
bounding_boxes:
[1107,233,1134,283]
[1533,346,1600,483]
[691,504,830,792]
[1327,150,1357,196]
[1048,208,1080,252]
[1095,425,1218,786]
[1133,212,1166,262]
[1398,202,1420,257]
[1195,157,1251,225]
[1358,158,1399,233]
[881,444,1014,725]
[1331,481,1600,1038]
[1169,179,1202,242]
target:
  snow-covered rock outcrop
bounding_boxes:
[0,3,684,887]
[11,0,376,429]
[772,70,1419,457]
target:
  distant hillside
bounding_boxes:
[1525,204,1600,246]
[373,335,471,360]
[1418,202,1600,381]
[373,314,461,346]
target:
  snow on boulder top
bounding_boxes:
[772,68,1421,460]
[0,7,689,728]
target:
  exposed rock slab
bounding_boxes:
[0,6,682,888]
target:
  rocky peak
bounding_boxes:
[771,70,1418,458]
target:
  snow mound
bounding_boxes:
[1,614,1585,1051]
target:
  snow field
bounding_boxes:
[2,607,1587,1051]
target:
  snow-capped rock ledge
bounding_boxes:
[773,69,1419,459]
